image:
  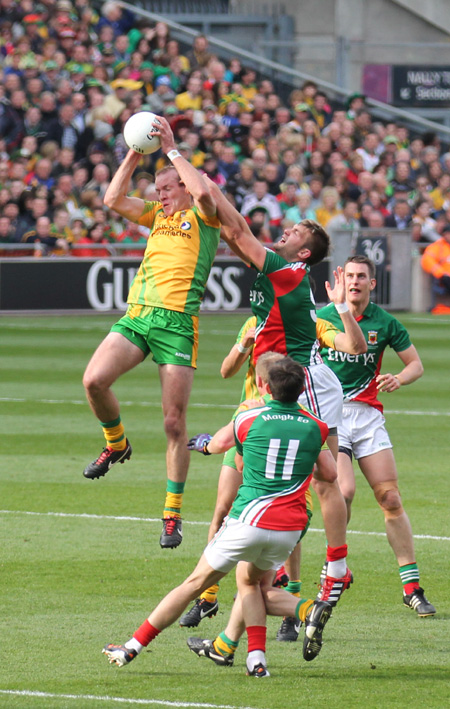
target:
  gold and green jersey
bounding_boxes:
[129,201,221,315]
[236,316,258,402]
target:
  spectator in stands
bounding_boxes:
[118,220,148,256]
[240,177,282,228]
[284,189,316,223]
[14,194,49,242]
[243,205,273,244]
[186,34,213,71]
[145,75,176,114]
[286,102,310,133]
[326,198,359,239]
[0,215,13,244]
[175,75,204,112]
[421,224,450,314]
[275,176,299,215]
[411,197,439,243]
[85,163,111,198]
[429,172,450,212]
[356,132,380,172]
[217,144,240,182]
[315,186,342,227]
[21,215,69,255]
[384,199,413,229]
[73,220,110,258]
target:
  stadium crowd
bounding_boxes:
[1,0,450,311]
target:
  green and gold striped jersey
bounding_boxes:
[128,201,220,315]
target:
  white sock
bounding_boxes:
[125,638,143,654]
[246,650,266,672]
[327,559,347,578]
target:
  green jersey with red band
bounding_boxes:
[230,399,328,530]
[317,301,411,412]
[250,250,322,366]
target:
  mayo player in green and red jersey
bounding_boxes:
[318,255,436,617]
[206,180,365,461]
[82,115,221,549]
[180,272,366,634]
[102,357,349,676]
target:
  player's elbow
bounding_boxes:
[351,338,367,355]
[415,360,424,379]
[220,363,233,378]
[103,188,116,210]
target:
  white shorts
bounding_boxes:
[338,402,393,460]
[299,363,343,429]
[204,517,301,574]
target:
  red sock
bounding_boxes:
[133,619,161,647]
[326,544,348,562]
[404,581,420,595]
[246,625,266,653]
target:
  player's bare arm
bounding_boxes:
[313,448,338,484]
[376,344,424,392]
[104,150,145,221]
[220,326,255,378]
[325,267,367,354]
[154,116,217,217]
[206,178,267,270]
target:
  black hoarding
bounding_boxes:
[392,66,450,108]
[0,257,329,312]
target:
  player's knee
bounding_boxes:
[163,411,185,440]
[373,481,403,519]
[82,369,105,394]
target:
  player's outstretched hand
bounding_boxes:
[187,433,212,453]
[325,266,345,306]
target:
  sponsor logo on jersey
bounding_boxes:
[180,221,191,230]
[326,349,376,365]
[249,289,265,305]
[368,330,378,345]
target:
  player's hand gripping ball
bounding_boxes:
[123,111,161,154]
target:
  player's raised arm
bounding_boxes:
[104,150,146,222]
[154,116,216,217]
[206,178,267,271]
[325,266,367,354]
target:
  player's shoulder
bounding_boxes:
[317,303,336,319]
[366,302,405,327]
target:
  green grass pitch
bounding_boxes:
[1,312,449,709]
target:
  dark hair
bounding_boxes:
[267,357,305,402]
[344,254,376,279]
[301,219,330,265]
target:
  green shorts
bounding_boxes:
[222,445,238,470]
[111,304,199,367]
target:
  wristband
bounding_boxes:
[236,343,250,354]
[167,149,181,162]
[203,441,212,456]
[335,302,349,314]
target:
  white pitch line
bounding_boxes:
[0,396,449,417]
[0,690,262,709]
[1,510,448,541]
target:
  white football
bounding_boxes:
[123,111,161,155]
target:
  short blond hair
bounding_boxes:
[255,351,284,384]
